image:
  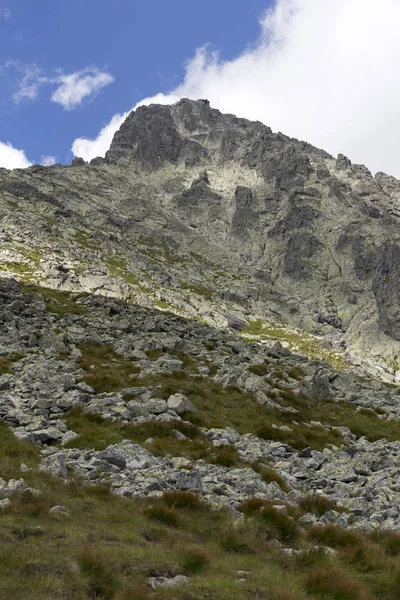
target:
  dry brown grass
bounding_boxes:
[304,567,369,600]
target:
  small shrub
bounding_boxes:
[0,353,24,375]
[307,524,364,549]
[77,545,119,599]
[248,364,267,376]
[252,462,290,493]
[144,505,180,528]
[298,495,347,516]
[258,504,298,542]
[210,445,240,467]
[161,491,205,511]
[346,540,388,572]
[370,530,400,556]
[285,366,306,380]
[181,546,212,574]
[238,499,298,542]
[238,498,267,516]
[219,530,254,554]
[304,567,369,600]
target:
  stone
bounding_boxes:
[177,472,203,493]
[34,428,64,443]
[98,441,156,470]
[6,478,27,494]
[49,505,70,517]
[61,431,79,446]
[167,393,198,415]
[42,453,68,479]
[0,498,11,510]
[22,487,43,500]
[147,575,191,589]
[145,399,168,414]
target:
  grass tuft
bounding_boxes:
[181,546,212,574]
[144,505,181,528]
[304,567,369,600]
[307,524,364,549]
[298,495,348,517]
[160,491,205,511]
[76,545,119,599]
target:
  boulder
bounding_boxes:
[167,393,198,414]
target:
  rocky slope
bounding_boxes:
[3,100,400,597]
[2,277,400,597]
[2,99,400,378]
[2,277,400,530]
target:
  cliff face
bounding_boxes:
[4,101,400,598]
[2,98,400,376]
[105,98,400,375]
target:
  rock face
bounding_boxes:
[2,99,400,378]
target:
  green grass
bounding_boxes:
[74,229,99,252]
[181,282,214,301]
[251,462,291,493]
[0,261,33,277]
[72,340,400,452]
[304,568,369,600]
[241,319,349,371]
[0,419,39,478]
[77,343,141,393]
[3,419,400,598]
[298,495,348,517]
[64,408,242,466]
[146,349,199,372]
[106,255,143,287]
[125,371,346,451]
[256,422,343,452]
[20,283,87,316]
[271,388,400,445]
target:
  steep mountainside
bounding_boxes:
[2,99,400,378]
[3,101,400,598]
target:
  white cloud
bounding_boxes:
[41,155,56,166]
[9,63,113,110]
[0,8,10,19]
[0,141,32,169]
[72,0,400,177]
[72,111,128,160]
[51,68,114,111]
[11,64,48,103]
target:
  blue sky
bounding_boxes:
[0,0,269,165]
[2,1,400,177]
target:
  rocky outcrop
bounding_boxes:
[3,99,400,378]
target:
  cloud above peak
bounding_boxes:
[72,0,400,178]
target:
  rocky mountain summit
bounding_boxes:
[3,101,400,598]
[2,99,400,378]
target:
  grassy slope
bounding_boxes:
[2,420,400,599]
[3,290,400,597]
